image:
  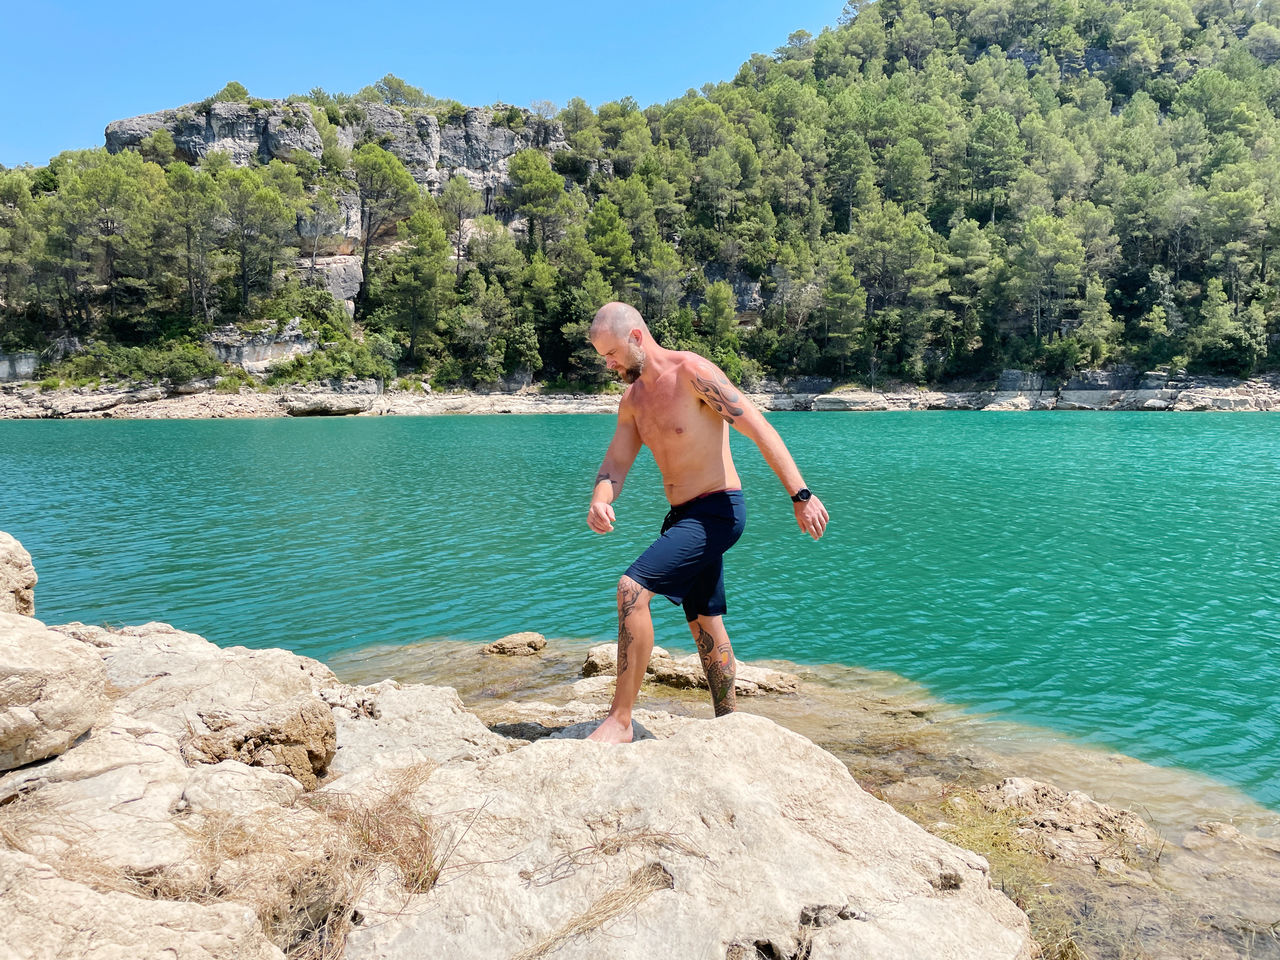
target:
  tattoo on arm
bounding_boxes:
[693,371,746,425]
[595,469,612,485]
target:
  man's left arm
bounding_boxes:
[689,360,829,540]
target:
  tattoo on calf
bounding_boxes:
[617,580,644,676]
[695,624,737,718]
[693,371,746,425]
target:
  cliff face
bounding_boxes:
[104,99,569,200]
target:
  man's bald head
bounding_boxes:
[589,302,647,341]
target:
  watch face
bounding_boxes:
[795,488,811,502]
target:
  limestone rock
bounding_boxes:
[51,620,336,739]
[0,530,36,614]
[487,699,687,742]
[297,254,363,312]
[0,349,39,382]
[341,712,1032,960]
[283,394,375,416]
[106,99,320,167]
[206,319,318,375]
[0,612,108,771]
[179,759,305,814]
[322,681,514,781]
[580,642,796,696]
[181,693,336,790]
[481,631,546,656]
[581,642,671,676]
[282,377,380,416]
[0,710,203,876]
[647,652,799,696]
[106,98,569,199]
[1170,821,1280,932]
[2,848,284,960]
[976,777,1160,865]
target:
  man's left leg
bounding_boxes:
[688,614,737,717]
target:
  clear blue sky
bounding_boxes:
[2,0,846,168]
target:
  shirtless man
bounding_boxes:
[585,302,829,744]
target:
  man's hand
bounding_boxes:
[587,501,616,534]
[794,495,829,540]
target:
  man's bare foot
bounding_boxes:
[586,714,633,743]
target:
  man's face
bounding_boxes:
[592,331,646,383]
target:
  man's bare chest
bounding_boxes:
[631,381,712,450]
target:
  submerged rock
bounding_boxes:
[976,777,1161,866]
[481,631,547,656]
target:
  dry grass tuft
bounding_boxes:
[510,861,675,960]
[0,762,456,960]
[519,826,707,887]
[307,763,445,894]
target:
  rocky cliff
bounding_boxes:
[105,99,569,199]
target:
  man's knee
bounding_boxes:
[617,575,651,610]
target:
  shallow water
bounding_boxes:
[3,411,1278,810]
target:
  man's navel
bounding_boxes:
[675,427,684,434]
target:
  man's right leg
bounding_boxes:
[588,574,654,744]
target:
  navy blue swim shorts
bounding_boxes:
[625,489,747,621]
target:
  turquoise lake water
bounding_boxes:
[2,412,1278,808]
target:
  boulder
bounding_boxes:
[481,631,546,656]
[646,652,800,696]
[0,710,201,876]
[51,621,336,739]
[340,712,1032,960]
[179,759,305,814]
[283,394,375,416]
[322,680,514,780]
[581,642,671,676]
[580,642,797,695]
[180,693,337,790]
[976,777,1160,866]
[0,530,36,614]
[0,612,108,771]
[299,254,363,311]
[2,848,284,960]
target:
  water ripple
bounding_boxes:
[3,412,1280,808]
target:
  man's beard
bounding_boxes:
[619,346,646,383]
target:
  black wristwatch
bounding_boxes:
[791,488,812,503]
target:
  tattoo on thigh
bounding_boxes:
[693,371,746,425]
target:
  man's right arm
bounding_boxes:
[587,404,642,534]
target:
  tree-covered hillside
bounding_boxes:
[2,0,1279,388]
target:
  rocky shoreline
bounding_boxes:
[3,368,1280,420]
[3,532,1279,959]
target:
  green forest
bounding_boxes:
[2,0,1279,389]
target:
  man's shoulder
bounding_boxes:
[671,350,718,377]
